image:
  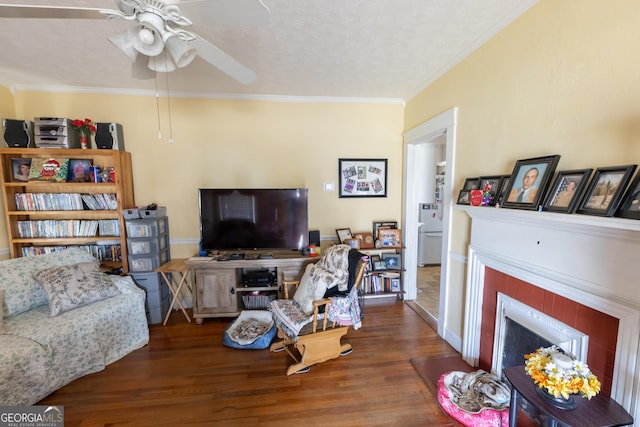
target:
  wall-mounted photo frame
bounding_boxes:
[336,228,352,243]
[11,158,31,182]
[338,158,387,198]
[542,169,592,214]
[463,177,480,191]
[577,165,637,217]
[616,170,640,220]
[501,154,561,210]
[378,228,402,248]
[478,175,504,206]
[457,190,471,205]
[381,252,401,270]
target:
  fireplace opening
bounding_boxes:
[502,316,554,372]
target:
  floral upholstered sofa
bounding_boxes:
[0,248,149,405]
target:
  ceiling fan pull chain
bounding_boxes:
[154,61,162,140]
[165,56,174,144]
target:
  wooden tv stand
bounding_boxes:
[187,251,318,324]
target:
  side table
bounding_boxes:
[156,259,193,325]
[504,365,633,427]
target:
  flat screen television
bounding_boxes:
[199,188,309,251]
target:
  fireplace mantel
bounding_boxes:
[457,205,640,424]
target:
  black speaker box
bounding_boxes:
[95,122,124,150]
[309,230,320,247]
[2,119,34,148]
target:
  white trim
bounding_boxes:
[402,107,457,339]
[6,83,404,105]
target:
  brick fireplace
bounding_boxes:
[458,206,640,424]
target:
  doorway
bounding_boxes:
[402,108,457,338]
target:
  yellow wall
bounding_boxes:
[6,91,403,257]
[405,0,640,338]
[0,87,16,254]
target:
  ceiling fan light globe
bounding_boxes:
[148,50,177,73]
[138,27,155,45]
[165,36,196,68]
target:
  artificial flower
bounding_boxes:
[524,345,601,399]
[72,118,96,136]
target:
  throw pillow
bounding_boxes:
[0,289,6,334]
[33,262,120,316]
[293,263,329,315]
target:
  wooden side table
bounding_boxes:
[156,259,192,325]
[504,365,633,427]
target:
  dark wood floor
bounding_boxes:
[40,298,466,426]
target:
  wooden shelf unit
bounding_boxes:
[0,148,135,273]
[361,247,404,297]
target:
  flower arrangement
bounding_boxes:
[72,118,96,137]
[524,345,601,400]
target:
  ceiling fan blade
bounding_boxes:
[0,4,107,19]
[191,36,256,85]
[175,0,270,27]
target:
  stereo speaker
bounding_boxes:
[95,122,124,150]
[309,230,320,247]
[2,119,34,148]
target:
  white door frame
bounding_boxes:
[402,107,457,337]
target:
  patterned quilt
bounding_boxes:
[0,251,149,406]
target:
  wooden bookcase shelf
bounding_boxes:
[0,148,135,273]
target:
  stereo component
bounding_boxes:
[2,119,34,148]
[95,122,125,150]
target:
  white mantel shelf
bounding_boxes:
[456,205,640,235]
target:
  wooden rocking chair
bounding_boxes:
[269,246,367,375]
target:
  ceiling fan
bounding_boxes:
[0,0,270,84]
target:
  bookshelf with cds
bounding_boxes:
[0,148,135,273]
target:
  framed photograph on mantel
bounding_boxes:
[542,169,592,214]
[577,165,637,217]
[339,158,387,198]
[501,154,561,211]
[616,169,640,219]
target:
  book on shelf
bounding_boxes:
[28,158,70,182]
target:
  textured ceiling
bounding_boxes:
[0,0,537,101]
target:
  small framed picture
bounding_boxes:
[378,228,401,248]
[542,169,592,214]
[617,170,640,219]
[353,231,375,249]
[370,255,387,271]
[344,237,360,249]
[501,154,561,210]
[68,159,92,182]
[478,175,504,206]
[463,177,480,191]
[495,175,511,206]
[336,228,353,244]
[372,221,397,241]
[390,278,401,292]
[577,165,637,217]
[457,190,471,205]
[11,158,31,182]
[381,253,401,270]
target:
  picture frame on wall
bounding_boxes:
[577,165,637,217]
[478,175,504,206]
[501,154,561,210]
[542,169,592,214]
[338,158,387,198]
[616,170,640,219]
